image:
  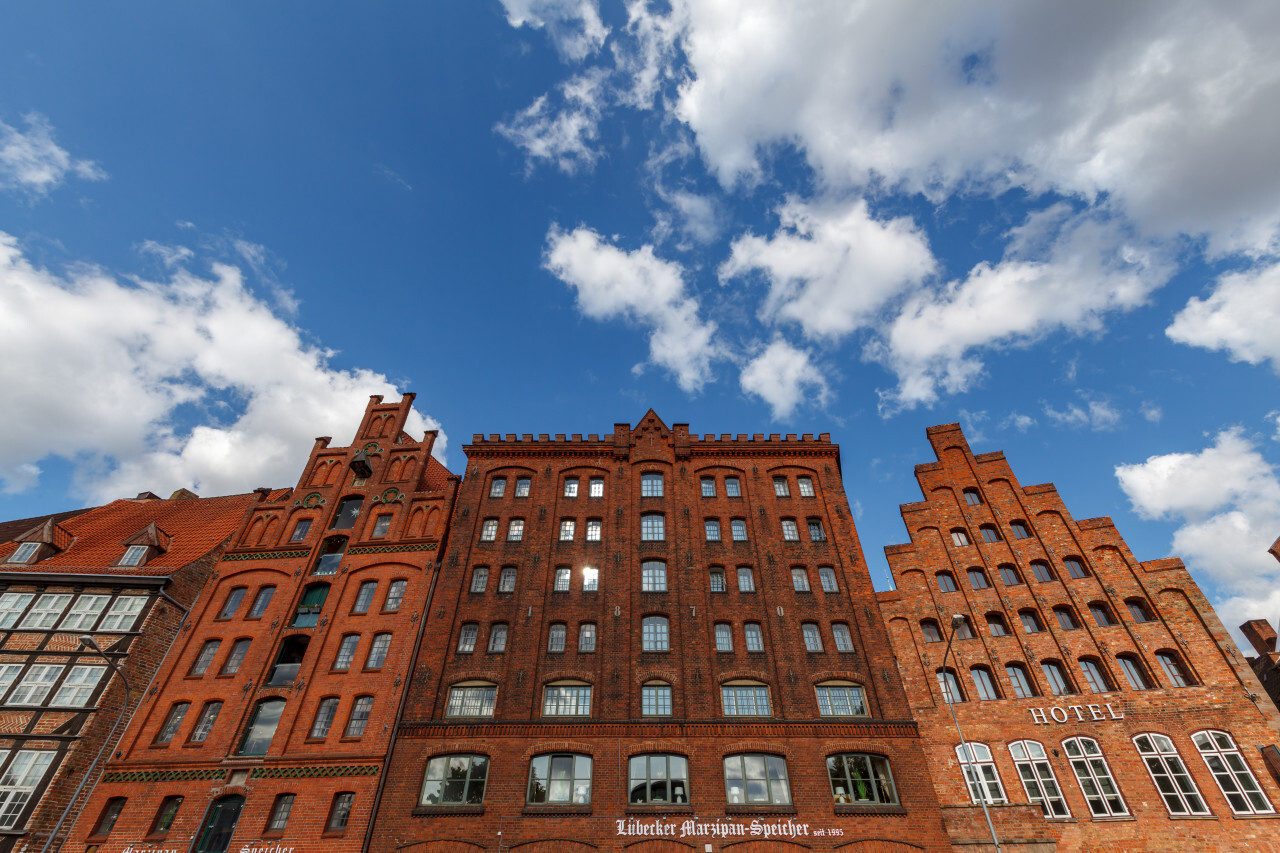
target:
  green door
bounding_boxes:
[194,795,244,853]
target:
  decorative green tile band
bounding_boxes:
[348,543,437,555]
[222,550,311,562]
[103,769,225,782]
[251,765,379,779]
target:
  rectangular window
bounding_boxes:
[311,697,339,738]
[498,568,517,592]
[589,477,604,497]
[457,624,478,653]
[559,520,575,541]
[578,623,596,652]
[642,617,669,651]
[353,581,377,614]
[0,594,33,629]
[640,514,665,541]
[705,520,721,541]
[1009,740,1070,818]
[0,664,23,698]
[715,624,733,651]
[489,478,506,498]
[731,519,747,541]
[554,567,571,592]
[725,477,741,497]
[998,565,1022,586]
[642,685,672,716]
[100,595,146,632]
[737,568,755,592]
[745,623,764,651]
[470,567,489,593]
[326,793,354,833]
[371,515,392,538]
[816,685,866,716]
[50,665,104,706]
[582,566,599,591]
[221,639,251,675]
[507,519,524,541]
[1064,737,1128,816]
[773,477,790,497]
[981,526,1001,543]
[548,624,566,652]
[563,477,579,498]
[266,794,295,832]
[797,476,815,497]
[701,477,716,497]
[21,593,72,629]
[189,640,220,676]
[808,519,826,541]
[0,751,54,829]
[543,685,592,715]
[527,754,592,804]
[248,586,275,618]
[781,520,799,541]
[60,595,110,631]
[724,754,789,805]
[290,519,312,541]
[119,545,149,566]
[791,568,810,592]
[1064,557,1088,579]
[345,696,373,736]
[819,566,839,592]
[641,561,667,592]
[446,686,496,717]
[366,633,391,669]
[722,685,770,715]
[832,623,854,651]
[515,477,531,497]
[420,755,489,807]
[6,543,38,564]
[709,570,726,592]
[641,473,664,497]
[585,519,601,541]
[802,623,824,652]
[239,699,285,755]
[335,635,359,670]
[189,701,221,743]
[479,519,498,541]
[156,702,190,744]
[489,624,508,652]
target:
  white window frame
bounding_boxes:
[737,568,755,592]
[938,669,965,703]
[781,520,799,541]
[578,623,596,652]
[641,685,672,716]
[6,543,38,564]
[446,684,496,717]
[588,477,604,498]
[773,477,790,497]
[0,594,33,629]
[119,545,149,566]
[51,665,105,707]
[585,519,601,541]
[807,519,825,541]
[832,623,854,652]
[334,635,359,670]
[1193,729,1274,815]
[714,624,733,652]
[721,684,770,716]
[642,616,669,651]
[797,476,815,497]
[1009,740,1070,818]
[563,477,579,498]
[9,665,63,706]
[725,477,741,497]
[479,519,498,541]
[100,596,146,632]
[641,561,666,592]
[20,594,71,630]
[705,519,721,541]
[744,623,764,652]
[819,566,839,592]
[0,750,54,829]
[1063,736,1129,817]
[547,623,566,653]
[701,477,716,497]
[507,519,524,541]
[498,568,517,592]
[956,743,1007,804]
[457,624,478,653]
[553,567,571,592]
[731,519,747,541]
[815,684,866,716]
[802,623,823,652]
[366,633,391,668]
[640,514,664,541]
[470,567,489,593]
[59,595,110,631]
[514,477,531,497]
[489,478,506,498]
[543,684,592,716]
[791,568,810,592]
[641,473,664,497]
[1133,733,1209,815]
[559,520,575,541]
[488,624,508,653]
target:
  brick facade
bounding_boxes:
[877,423,1280,852]
[371,410,951,853]
[0,492,257,853]
[65,395,458,853]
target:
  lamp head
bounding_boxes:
[950,614,966,628]
[78,635,100,652]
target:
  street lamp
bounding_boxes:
[941,613,1002,853]
[39,636,133,853]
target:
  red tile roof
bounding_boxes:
[423,456,454,491]
[0,493,257,576]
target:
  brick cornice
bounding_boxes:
[397,719,919,739]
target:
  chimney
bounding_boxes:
[1240,619,1278,656]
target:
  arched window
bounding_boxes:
[330,497,362,530]
[498,567,517,592]
[714,622,732,652]
[1040,660,1074,695]
[721,681,770,715]
[791,567,811,591]
[641,560,667,592]
[291,583,329,628]
[1078,657,1112,693]
[543,681,592,716]
[457,623,478,653]
[1063,556,1088,579]
[1006,663,1036,698]
[1116,654,1152,690]
[997,564,1023,585]
[577,623,596,652]
[345,696,373,737]
[986,613,1009,637]
[629,754,688,804]
[313,537,347,576]
[954,616,976,639]
[801,622,824,651]
[971,666,1000,700]
[239,699,285,756]
[936,571,958,593]
[488,624,508,653]
[1192,730,1274,814]
[962,488,982,505]
[832,623,854,651]
[547,623,566,653]
[709,566,726,592]
[955,743,1006,804]
[469,566,488,593]
[723,754,789,805]
[827,754,897,804]
[489,477,507,498]
[1063,737,1127,817]
[1125,598,1154,623]
[641,682,671,716]
[1009,741,1069,817]
[445,682,496,717]
[1156,650,1192,687]
[921,619,942,643]
[642,615,670,651]
[815,681,866,716]
[1019,609,1043,633]
[937,668,965,703]
[1134,733,1209,815]
[1089,601,1116,626]
[1053,606,1079,630]
[268,636,309,686]
[217,587,247,619]
[528,753,592,804]
[1030,560,1055,583]
[967,568,990,590]
[192,795,245,853]
[1010,520,1031,539]
[979,525,1001,543]
[420,755,489,806]
[950,528,971,547]
[640,513,665,541]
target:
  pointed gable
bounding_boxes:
[15,517,74,552]
[122,521,172,552]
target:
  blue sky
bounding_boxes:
[2,1,1278,644]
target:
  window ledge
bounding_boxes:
[522,805,592,816]
[1088,816,1136,822]
[834,803,906,816]
[411,805,484,816]
[1232,813,1280,820]
[626,804,693,815]
[1167,814,1218,820]
[725,804,797,815]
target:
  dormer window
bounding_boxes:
[7,543,38,564]
[119,545,150,567]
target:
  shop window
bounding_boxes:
[527,754,592,804]
[828,753,897,804]
[629,754,688,804]
[724,754,790,805]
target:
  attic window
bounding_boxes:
[7,543,38,564]
[119,545,150,567]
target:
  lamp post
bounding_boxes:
[39,636,133,853]
[941,613,1002,853]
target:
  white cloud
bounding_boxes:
[496,70,608,175]
[1166,260,1280,370]
[1043,399,1121,431]
[611,0,685,109]
[499,0,609,62]
[719,197,936,340]
[672,1,1280,254]
[738,338,829,419]
[1002,412,1036,432]
[0,231,444,503]
[0,112,105,198]
[1116,427,1280,648]
[1140,402,1162,423]
[137,240,194,268]
[958,409,988,444]
[868,205,1167,411]
[544,224,719,392]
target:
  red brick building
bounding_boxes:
[877,424,1280,852]
[371,411,951,853]
[0,491,257,853]
[65,395,458,853]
